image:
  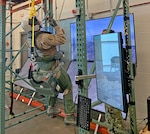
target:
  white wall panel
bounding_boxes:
[129,3,150,121]
[130,0,150,5]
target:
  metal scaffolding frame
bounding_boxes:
[0,0,137,134]
[0,1,6,133]
[75,0,137,134]
[0,1,51,134]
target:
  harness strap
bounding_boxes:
[35,51,64,62]
[31,61,64,84]
[42,62,64,82]
[35,55,55,62]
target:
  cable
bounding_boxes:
[9,78,15,118]
[58,0,65,24]
[137,118,148,127]
[55,0,58,21]
[109,0,113,15]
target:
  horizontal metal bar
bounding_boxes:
[92,119,128,134]
[91,100,102,108]
[10,0,41,13]
[6,88,45,103]
[6,49,28,52]
[75,74,96,81]
[5,105,45,122]
[5,110,46,129]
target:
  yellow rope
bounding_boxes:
[29,0,36,19]
[28,0,36,51]
[31,18,35,48]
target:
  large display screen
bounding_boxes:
[70,14,136,64]
[94,32,128,112]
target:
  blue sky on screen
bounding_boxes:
[70,14,136,63]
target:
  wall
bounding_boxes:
[131,4,150,120]
[56,0,150,121]
[8,0,150,123]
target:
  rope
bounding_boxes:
[31,18,35,49]
[110,0,113,15]
[55,0,58,21]
[29,0,36,19]
[9,78,15,118]
[58,0,65,24]
[29,0,37,61]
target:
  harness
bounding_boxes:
[28,29,65,97]
[35,51,64,62]
[30,62,64,97]
[28,30,52,39]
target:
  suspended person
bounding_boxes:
[21,15,76,125]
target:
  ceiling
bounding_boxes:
[7,0,27,2]
[6,0,27,5]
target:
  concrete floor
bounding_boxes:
[4,60,146,134]
[4,95,145,134]
[5,100,78,134]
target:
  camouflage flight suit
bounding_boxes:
[34,25,75,115]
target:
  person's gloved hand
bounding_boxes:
[48,18,57,27]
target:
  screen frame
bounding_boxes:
[94,32,128,112]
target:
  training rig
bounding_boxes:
[0,0,138,134]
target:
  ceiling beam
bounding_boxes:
[10,0,41,13]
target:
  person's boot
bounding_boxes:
[47,106,61,117]
[64,114,76,125]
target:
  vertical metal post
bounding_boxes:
[10,6,13,74]
[42,0,48,28]
[49,0,53,32]
[76,0,88,96]
[49,0,53,17]
[9,5,14,117]
[0,0,6,134]
[76,0,89,134]
[43,0,52,106]
[123,0,137,133]
[43,0,53,31]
